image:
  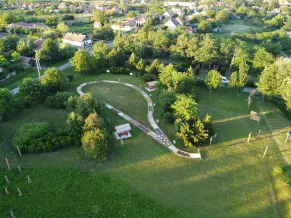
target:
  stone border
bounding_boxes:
[77,80,201,159]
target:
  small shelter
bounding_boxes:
[250,111,261,123]
[146,81,158,91]
[114,123,132,139]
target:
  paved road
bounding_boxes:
[77,80,201,159]
[10,61,72,95]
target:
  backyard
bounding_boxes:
[1,69,291,217]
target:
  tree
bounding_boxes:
[204,70,222,93]
[11,51,20,61]
[2,35,19,52]
[0,88,15,120]
[56,22,69,35]
[107,48,125,67]
[0,55,8,67]
[92,26,114,41]
[93,10,105,25]
[198,20,212,33]
[253,47,274,69]
[81,129,108,160]
[38,39,59,61]
[83,113,104,131]
[92,41,110,69]
[41,68,64,93]
[158,90,176,122]
[59,43,76,59]
[19,78,42,102]
[171,95,197,122]
[136,58,145,72]
[229,62,249,93]
[75,93,104,118]
[170,34,189,59]
[127,11,136,18]
[195,34,217,69]
[177,117,208,148]
[280,78,291,109]
[146,58,160,75]
[129,52,138,69]
[257,64,278,97]
[71,50,94,74]
[16,39,34,56]
[66,112,83,146]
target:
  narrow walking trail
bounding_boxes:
[77,80,201,159]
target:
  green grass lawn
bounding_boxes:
[0,168,188,218]
[69,24,93,34]
[213,19,264,38]
[0,68,39,90]
[1,69,291,217]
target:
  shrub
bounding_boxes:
[109,67,130,74]
[142,73,155,82]
[45,92,75,109]
[12,122,50,153]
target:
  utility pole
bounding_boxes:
[34,50,41,80]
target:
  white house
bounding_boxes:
[111,20,136,32]
[165,17,183,30]
[163,11,175,19]
[63,33,92,47]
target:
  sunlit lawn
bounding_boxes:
[0,68,290,217]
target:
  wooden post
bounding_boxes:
[247,132,252,143]
[16,146,22,157]
[5,158,11,171]
[17,165,22,173]
[5,175,10,184]
[17,188,23,197]
[263,146,269,158]
[10,210,16,218]
[27,175,32,184]
[5,187,9,195]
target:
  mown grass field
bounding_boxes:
[213,19,264,38]
[1,68,291,217]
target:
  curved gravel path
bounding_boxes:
[77,80,201,159]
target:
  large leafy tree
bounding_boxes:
[146,58,160,75]
[81,129,108,160]
[19,78,43,102]
[158,90,176,122]
[171,94,197,122]
[74,93,104,118]
[204,70,222,93]
[0,88,15,120]
[229,62,249,92]
[16,39,35,56]
[83,113,104,131]
[41,68,64,93]
[56,22,69,35]
[253,47,274,69]
[107,48,125,67]
[195,34,217,69]
[71,50,94,74]
[66,112,83,146]
[177,117,208,148]
[257,64,278,97]
[93,10,106,25]
[38,39,59,61]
